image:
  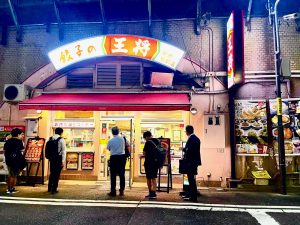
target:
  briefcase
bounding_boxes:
[179,159,189,174]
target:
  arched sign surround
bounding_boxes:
[48,35,186,71]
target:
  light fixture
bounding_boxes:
[190,107,197,115]
[36,110,42,114]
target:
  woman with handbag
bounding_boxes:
[4,128,25,195]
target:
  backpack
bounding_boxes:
[45,137,61,161]
[123,136,131,158]
[150,140,167,168]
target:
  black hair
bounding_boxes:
[11,128,23,137]
[55,127,64,135]
[185,125,194,135]
[143,131,152,139]
[111,126,119,135]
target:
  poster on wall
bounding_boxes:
[140,156,145,174]
[24,138,45,163]
[0,142,8,175]
[171,157,180,175]
[26,119,39,137]
[235,100,268,154]
[270,99,300,154]
[66,153,79,170]
[81,152,94,170]
[158,138,171,165]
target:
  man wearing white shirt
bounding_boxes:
[107,126,126,196]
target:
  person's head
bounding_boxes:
[185,125,194,136]
[143,131,152,141]
[55,127,64,136]
[111,126,119,136]
[11,128,24,139]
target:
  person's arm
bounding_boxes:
[143,141,148,156]
[60,138,66,166]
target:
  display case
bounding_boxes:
[53,124,95,171]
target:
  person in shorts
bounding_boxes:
[4,128,25,194]
[143,131,160,199]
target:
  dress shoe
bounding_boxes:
[51,190,59,194]
[183,197,198,203]
[107,192,116,197]
[119,190,124,196]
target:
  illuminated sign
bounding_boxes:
[227,11,244,89]
[48,35,185,70]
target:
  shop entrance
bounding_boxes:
[98,117,134,187]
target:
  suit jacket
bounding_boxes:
[184,134,201,174]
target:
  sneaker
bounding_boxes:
[6,190,12,194]
[149,192,157,199]
[11,188,19,194]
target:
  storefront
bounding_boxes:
[0,34,231,187]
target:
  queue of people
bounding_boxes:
[3,125,201,202]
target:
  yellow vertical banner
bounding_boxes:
[276,97,282,116]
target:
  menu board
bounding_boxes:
[0,125,26,142]
[66,152,79,169]
[81,152,94,170]
[235,100,269,154]
[270,99,300,154]
[24,138,45,163]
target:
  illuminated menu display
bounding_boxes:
[24,138,45,163]
[48,35,185,70]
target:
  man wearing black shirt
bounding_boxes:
[183,125,201,203]
[143,131,160,199]
[4,128,25,194]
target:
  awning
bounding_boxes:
[19,93,191,111]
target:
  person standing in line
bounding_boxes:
[182,125,201,203]
[143,131,160,199]
[48,127,66,194]
[4,128,25,194]
[107,126,126,196]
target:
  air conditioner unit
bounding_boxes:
[3,84,30,102]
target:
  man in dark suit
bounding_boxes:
[183,125,201,202]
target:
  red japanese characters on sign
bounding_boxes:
[227,11,244,89]
[103,35,158,59]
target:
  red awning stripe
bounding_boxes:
[19,93,191,111]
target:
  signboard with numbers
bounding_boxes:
[24,138,45,163]
[48,35,185,71]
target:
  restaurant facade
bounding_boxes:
[0,16,299,188]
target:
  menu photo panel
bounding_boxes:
[235,100,268,154]
[81,152,94,170]
[270,99,300,155]
[66,152,79,170]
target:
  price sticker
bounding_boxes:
[277,97,282,116]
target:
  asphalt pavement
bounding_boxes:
[0,181,299,225]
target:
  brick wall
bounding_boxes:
[0,17,299,100]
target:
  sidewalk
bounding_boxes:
[1,181,300,206]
